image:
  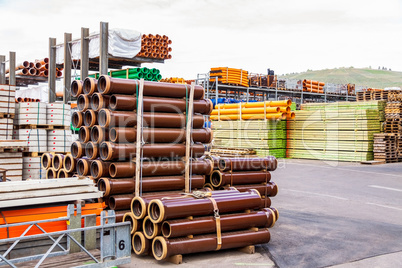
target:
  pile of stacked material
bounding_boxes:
[0,84,16,140]
[0,140,27,181]
[210,67,249,87]
[22,155,45,180]
[248,73,277,88]
[41,153,75,179]
[5,58,62,78]
[303,80,325,93]
[89,67,162,82]
[159,77,188,84]
[137,34,172,60]
[287,101,385,161]
[210,100,294,121]
[373,133,399,163]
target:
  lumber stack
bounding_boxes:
[89,67,162,82]
[210,100,294,121]
[137,34,172,60]
[212,120,287,158]
[287,101,385,162]
[373,133,399,163]
[303,79,325,93]
[210,67,249,87]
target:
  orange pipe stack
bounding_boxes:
[137,34,172,60]
[210,67,249,87]
[303,79,325,93]
[5,58,62,78]
[159,77,188,84]
[210,100,295,120]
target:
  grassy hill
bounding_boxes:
[279,68,402,89]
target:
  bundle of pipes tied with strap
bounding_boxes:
[88,67,162,82]
[209,67,249,87]
[5,58,63,78]
[303,79,325,93]
[136,34,172,60]
[210,99,295,120]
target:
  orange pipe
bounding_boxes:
[216,100,291,109]
[210,113,286,121]
[211,107,280,115]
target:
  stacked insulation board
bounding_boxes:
[212,120,287,158]
[286,101,385,162]
[0,85,15,140]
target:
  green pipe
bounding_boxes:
[141,67,149,74]
[145,73,153,80]
[156,74,162,80]
[150,68,160,75]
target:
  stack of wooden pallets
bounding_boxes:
[373,133,398,163]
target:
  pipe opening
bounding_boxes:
[98,179,106,192]
[46,169,55,179]
[77,160,86,175]
[98,110,107,126]
[83,78,93,94]
[153,239,164,258]
[109,95,117,109]
[133,233,143,253]
[109,163,117,177]
[84,111,93,126]
[210,171,222,187]
[64,155,73,172]
[71,81,80,97]
[41,154,51,169]
[143,218,154,238]
[72,112,81,128]
[79,127,88,142]
[99,143,109,159]
[86,143,94,159]
[91,126,100,143]
[58,170,67,178]
[71,142,80,158]
[53,155,61,170]
[218,159,226,171]
[77,95,86,111]
[91,161,99,177]
[98,76,107,93]
[161,222,171,238]
[91,94,100,110]
[149,202,161,222]
[110,128,117,142]
[109,197,116,210]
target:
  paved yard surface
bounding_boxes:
[122,159,402,267]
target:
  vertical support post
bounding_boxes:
[185,83,195,193]
[0,55,5,85]
[81,27,89,80]
[48,38,57,103]
[84,215,96,250]
[99,22,109,75]
[63,33,72,104]
[135,79,144,197]
[68,204,82,253]
[215,76,218,103]
[9,52,16,86]
[246,87,249,102]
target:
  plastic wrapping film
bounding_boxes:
[55,28,142,64]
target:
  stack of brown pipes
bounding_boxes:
[5,58,63,78]
[137,34,172,60]
[41,153,76,179]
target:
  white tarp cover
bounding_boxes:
[56,28,141,64]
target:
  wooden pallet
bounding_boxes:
[0,146,28,153]
[0,112,14,119]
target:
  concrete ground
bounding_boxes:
[122,159,402,267]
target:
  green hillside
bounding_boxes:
[279,68,402,89]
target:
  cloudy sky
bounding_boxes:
[0,0,401,79]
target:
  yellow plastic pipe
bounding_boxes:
[210,113,286,121]
[279,107,291,113]
[216,100,291,109]
[286,112,295,119]
[211,107,280,115]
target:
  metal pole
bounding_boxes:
[9,51,16,86]
[0,55,5,85]
[48,38,56,103]
[215,76,218,103]
[81,27,89,80]
[99,22,109,75]
[63,33,72,104]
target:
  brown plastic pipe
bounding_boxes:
[143,216,161,239]
[162,208,276,238]
[46,168,57,179]
[83,77,98,95]
[78,126,91,143]
[204,155,220,170]
[98,75,205,99]
[77,94,91,112]
[84,110,98,127]
[231,182,278,197]
[109,95,213,114]
[71,80,84,97]
[152,228,270,260]
[98,109,205,129]
[72,111,84,128]
[63,154,76,173]
[91,93,110,111]
[123,212,141,234]
[99,142,205,161]
[210,170,271,188]
[90,160,111,179]
[110,127,212,144]
[148,189,262,223]
[52,154,65,171]
[132,232,151,256]
[76,158,94,176]
[91,125,108,144]
[115,210,131,223]
[85,142,99,160]
[109,194,135,210]
[40,153,53,169]
[98,175,205,196]
[110,159,213,178]
[57,169,73,178]
[219,156,277,172]
[131,189,238,220]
